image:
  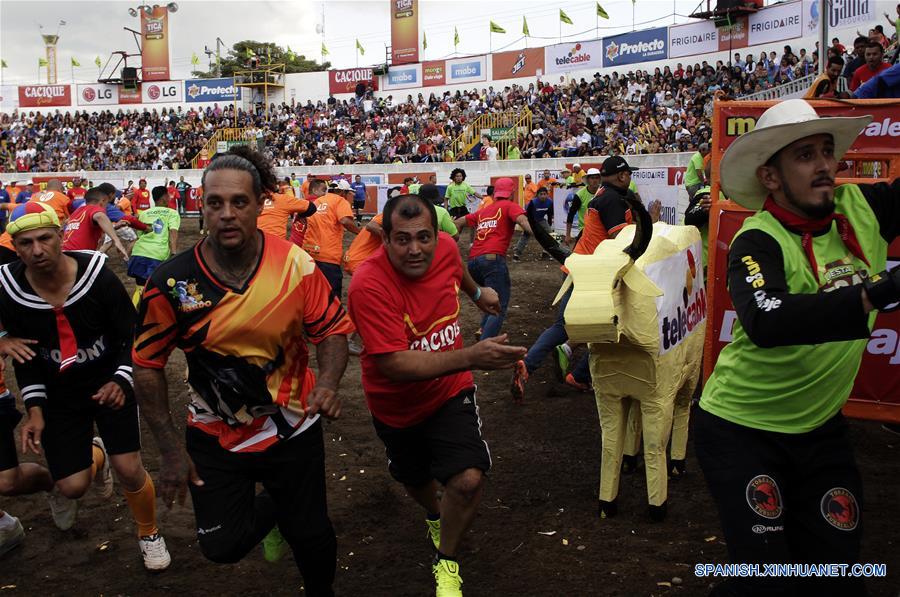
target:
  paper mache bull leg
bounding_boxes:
[621,401,643,475]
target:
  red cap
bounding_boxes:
[493,177,516,199]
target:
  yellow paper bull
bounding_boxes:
[563,222,706,520]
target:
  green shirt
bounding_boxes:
[445,182,475,209]
[132,206,181,261]
[435,205,458,236]
[701,185,884,433]
[507,147,521,160]
[408,183,422,196]
[628,180,638,193]
[684,151,704,187]
[575,187,594,228]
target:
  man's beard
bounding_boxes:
[783,176,835,219]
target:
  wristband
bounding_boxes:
[863,268,900,311]
[471,287,482,302]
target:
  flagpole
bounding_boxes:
[632,2,635,31]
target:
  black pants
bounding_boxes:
[315,261,343,298]
[694,407,865,597]
[187,421,336,597]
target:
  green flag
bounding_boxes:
[596,2,609,18]
[191,52,199,66]
[522,16,530,36]
[423,32,427,50]
[1,59,7,68]
[71,57,81,67]
[489,20,506,34]
[38,57,48,67]
[559,9,573,24]
[356,39,365,55]
[94,55,101,68]
[321,42,329,56]
[286,46,295,61]
[453,26,459,47]
[245,47,255,59]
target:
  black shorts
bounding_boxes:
[43,393,141,480]
[353,199,366,210]
[372,387,491,486]
[0,246,18,265]
[449,206,469,220]
[0,406,22,472]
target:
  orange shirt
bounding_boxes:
[301,179,312,197]
[476,195,495,211]
[117,197,134,216]
[0,231,13,252]
[258,193,313,238]
[523,183,540,202]
[279,183,294,197]
[303,193,354,265]
[34,190,71,221]
[6,187,21,203]
[537,177,558,190]
[343,213,383,274]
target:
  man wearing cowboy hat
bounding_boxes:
[695,99,900,595]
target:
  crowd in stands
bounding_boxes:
[0,26,896,173]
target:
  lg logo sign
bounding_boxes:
[146,84,178,101]
[82,87,96,102]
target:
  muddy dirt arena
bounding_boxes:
[0,225,898,596]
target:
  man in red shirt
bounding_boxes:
[132,179,152,213]
[850,42,889,90]
[62,187,130,259]
[347,193,525,597]
[165,181,181,212]
[66,178,86,204]
[454,177,533,339]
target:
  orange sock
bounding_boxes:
[124,472,158,538]
[90,445,105,481]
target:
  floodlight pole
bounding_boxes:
[818,0,828,75]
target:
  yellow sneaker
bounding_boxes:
[433,558,463,597]
[425,517,441,550]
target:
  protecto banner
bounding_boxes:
[18,84,71,108]
[446,56,486,84]
[803,0,873,35]
[718,17,749,52]
[390,0,419,65]
[492,48,545,80]
[140,5,170,81]
[382,63,422,91]
[184,78,240,102]
[422,60,446,87]
[544,40,604,74]
[602,27,668,67]
[669,20,718,59]
[748,1,802,46]
[76,83,119,106]
[328,68,379,95]
[141,80,183,104]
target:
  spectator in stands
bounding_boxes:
[843,36,871,82]
[850,42,890,91]
[806,56,845,98]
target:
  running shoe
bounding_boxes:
[433,558,463,597]
[92,436,114,499]
[0,515,24,557]
[425,517,441,551]
[552,345,571,383]
[512,254,521,262]
[263,526,289,563]
[510,360,528,404]
[139,533,171,571]
[47,490,78,531]
[564,373,591,392]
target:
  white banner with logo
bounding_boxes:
[749,1,802,46]
[76,83,119,106]
[803,0,874,35]
[382,64,423,91]
[446,56,487,84]
[140,81,184,104]
[544,40,604,74]
[631,168,681,225]
[0,85,18,110]
[668,20,718,59]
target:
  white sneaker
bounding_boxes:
[47,490,78,531]
[0,515,24,557]
[139,533,171,571]
[92,436,114,498]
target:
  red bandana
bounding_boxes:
[762,196,869,278]
[54,307,78,372]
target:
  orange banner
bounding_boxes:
[492,48,544,80]
[140,6,170,81]
[391,0,419,65]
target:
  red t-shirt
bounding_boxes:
[133,188,152,212]
[62,204,105,251]
[66,187,86,202]
[850,62,890,90]
[464,201,526,258]
[347,233,474,428]
[167,187,180,210]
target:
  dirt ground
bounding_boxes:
[1,225,898,596]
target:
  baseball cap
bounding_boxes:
[600,156,638,176]
[573,163,581,169]
[7,202,60,236]
[336,179,353,191]
[493,177,516,199]
[585,167,602,177]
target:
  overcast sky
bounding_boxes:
[1,0,711,85]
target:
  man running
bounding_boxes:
[513,186,553,261]
[0,202,170,570]
[444,168,481,219]
[290,177,327,251]
[303,179,360,296]
[696,99,900,596]
[350,175,367,224]
[126,186,180,303]
[132,179,152,213]
[133,147,352,596]
[33,179,72,223]
[257,185,317,239]
[454,177,533,340]
[348,193,525,597]
[62,187,130,259]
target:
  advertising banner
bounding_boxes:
[76,83,119,106]
[141,81,183,104]
[184,77,240,102]
[544,40,604,74]
[422,60,446,87]
[669,21,718,59]
[718,17,749,52]
[140,5,170,81]
[382,63,423,91]
[748,1,802,46]
[492,48,545,80]
[119,85,142,104]
[390,0,419,65]
[328,68,379,95]
[803,0,874,35]
[602,27,668,67]
[446,56,487,84]
[18,84,71,108]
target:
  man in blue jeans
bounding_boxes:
[454,178,532,341]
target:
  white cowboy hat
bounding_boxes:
[720,99,871,210]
